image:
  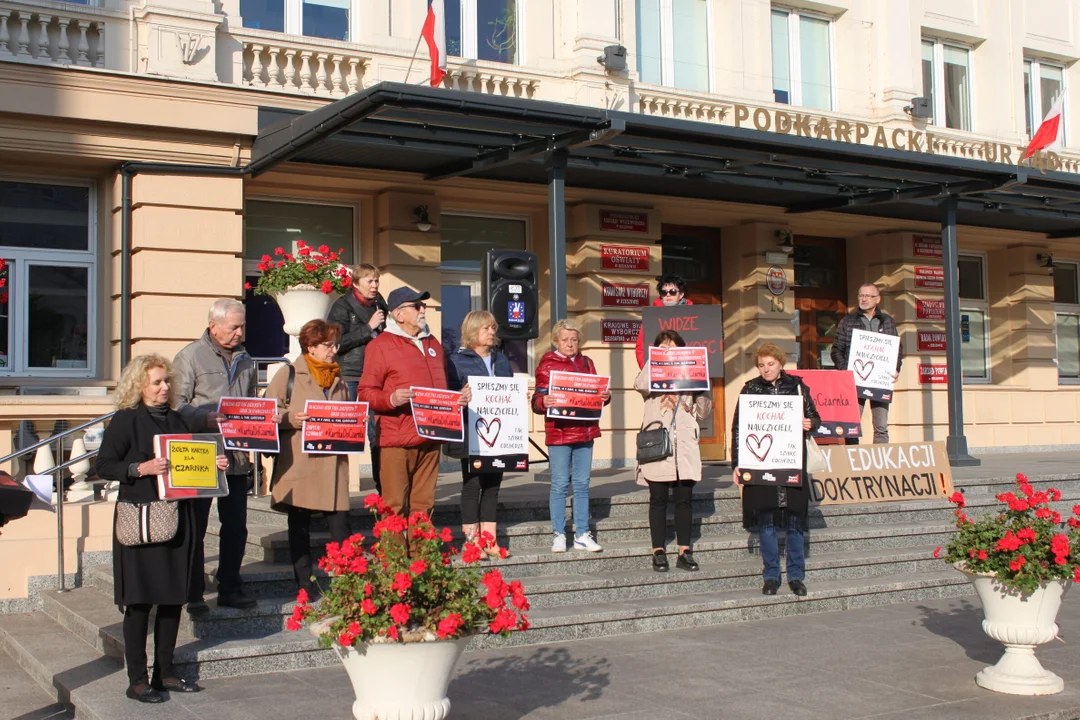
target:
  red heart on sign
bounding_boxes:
[475,417,501,448]
[853,359,875,382]
[745,433,773,463]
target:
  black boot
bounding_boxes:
[762,579,780,595]
[676,551,699,572]
[788,579,808,597]
[652,550,669,572]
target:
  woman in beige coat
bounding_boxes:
[635,330,712,572]
[265,319,352,596]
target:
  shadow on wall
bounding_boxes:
[448,646,611,719]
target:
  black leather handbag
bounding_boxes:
[636,416,675,464]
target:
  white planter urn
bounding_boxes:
[968,571,1069,695]
[326,634,469,720]
[270,285,338,359]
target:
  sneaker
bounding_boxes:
[574,532,602,553]
[551,533,567,553]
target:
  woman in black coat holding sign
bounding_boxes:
[447,311,514,559]
[730,343,821,597]
[96,354,229,703]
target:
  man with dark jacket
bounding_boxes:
[173,298,262,613]
[830,283,904,444]
[357,287,469,521]
[328,263,387,492]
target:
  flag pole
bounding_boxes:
[403,30,425,85]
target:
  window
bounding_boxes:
[446,0,518,64]
[771,8,833,110]
[243,199,355,359]
[0,180,95,376]
[241,0,347,40]
[956,255,988,381]
[1025,59,1065,141]
[922,39,972,131]
[958,255,984,301]
[1055,261,1080,381]
[636,0,709,92]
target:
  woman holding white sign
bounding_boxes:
[730,343,821,597]
[635,330,712,572]
[447,311,514,559]
[264,319,352,597]
[96,354,229,703]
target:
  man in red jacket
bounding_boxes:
[635,274,693,368]
[358,287,468,520]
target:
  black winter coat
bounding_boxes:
[445,347,513,458]
[731,371,822,531]
[96,405,196,608]
[830,307,903,372]
[329,291,388,383]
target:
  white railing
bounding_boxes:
[441,65,541,99]
[635,84,730,124]
[237,29,369,97]
[0,2,108,67]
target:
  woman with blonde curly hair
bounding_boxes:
[96,354,228,703]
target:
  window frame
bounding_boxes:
[771,5,836,111]
[1054,259,1080,384]
[922,37,974,132]
[246,0,350,40]
[636,0,713,92]
[956,252,989,384]
[0,176,97,379]
[241,194,361,271]
[448,0,522,65]
[1024,57,1067,145]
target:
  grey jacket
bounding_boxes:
[173,330,257,475]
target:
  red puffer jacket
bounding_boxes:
[531,351,606,446]
[358,329,448,448]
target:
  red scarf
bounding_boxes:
[352,288,376,307]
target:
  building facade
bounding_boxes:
[1,0,1080,476]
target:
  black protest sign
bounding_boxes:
[641,305,724,378]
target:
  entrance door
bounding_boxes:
[793,236,847,369]
[660,226,725,460]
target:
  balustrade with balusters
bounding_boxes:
[0,6,104,66]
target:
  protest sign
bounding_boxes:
[641,305,724,378]
[466,376,529,472]
[791,370,861,439]
[847,329,901,403]
[302,401,369,454]
[410,387,464,442]
[546,371,610,421]
[808,441,954,506]
[217,397,279,453]
[735,394,803,486]
[154,433,228,500]
[647,346,710,392]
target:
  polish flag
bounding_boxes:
[1022,92,1066,161]
[421,0,447,88]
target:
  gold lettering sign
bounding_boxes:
[730,104,1079,174]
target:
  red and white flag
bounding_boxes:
[421,0,447,88]
[1022,92,1065,161]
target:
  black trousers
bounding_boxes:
[648,479,695,549]
[288,506,351,590]
[190,473,249,601]
[459,463,503,525]
[123,604,181,686]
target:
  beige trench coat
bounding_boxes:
[634,367,713,485]
[265,358,351,513]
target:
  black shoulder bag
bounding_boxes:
[636,405,678,464]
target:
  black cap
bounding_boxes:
[387,287,431,310]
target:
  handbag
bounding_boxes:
[115,499,179,546]
[797,383,828,474]
[636,401,678,464]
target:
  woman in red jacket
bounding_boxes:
[532,319,610,553]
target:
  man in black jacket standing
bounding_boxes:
[831,283,903,444]
[328,263,387,492]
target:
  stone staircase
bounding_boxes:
[3,466,1077,719]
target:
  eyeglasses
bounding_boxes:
[319,341,340,349]
[857,294,880,299]
[660,289,681,296]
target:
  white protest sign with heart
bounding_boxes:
[737,395,803,472]
[466,376,528,464]
[847,329,901,395]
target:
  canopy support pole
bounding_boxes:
[941,195,980,467]
[548,150,568,324]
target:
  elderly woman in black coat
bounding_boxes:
[446,310,514,558]
[731,343,821,597]
[96,354,228,704]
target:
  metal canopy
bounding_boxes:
[252,81,1080,234]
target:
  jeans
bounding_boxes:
[346,380,381,494]
[757,512,805,582]
[190,473,248,600]
[548,442,593,536]
[845,399,890,444]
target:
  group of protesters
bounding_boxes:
[96,262,901,704]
